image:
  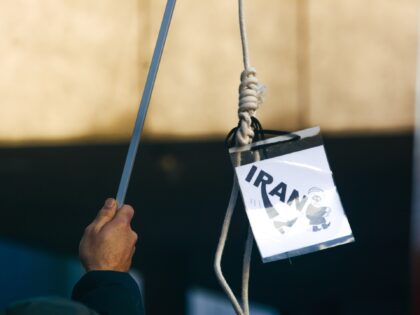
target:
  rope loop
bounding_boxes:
[214,1,267,315]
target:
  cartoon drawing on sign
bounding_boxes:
[244,165,309,234]
[305,187,331,232]
[273,217,298,234]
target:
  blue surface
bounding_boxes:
[0,239,84,309]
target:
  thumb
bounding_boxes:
[92,198,118,231]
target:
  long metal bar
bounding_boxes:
[412,3,420,313]
[116,0,176,207]
[411,3,420,314]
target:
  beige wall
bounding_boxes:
[0,0,417,144]
[308,0,417,132]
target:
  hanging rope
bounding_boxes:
[214,1,265,314]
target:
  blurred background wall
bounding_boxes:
[0,0,417,314]
[0,0,416,144]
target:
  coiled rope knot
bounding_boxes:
[236,67,265,146]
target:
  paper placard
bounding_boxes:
[230,127,354,262]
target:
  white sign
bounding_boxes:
[234,140,354,262]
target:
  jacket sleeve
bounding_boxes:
[72,271,144,315]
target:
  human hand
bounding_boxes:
[79,198,138,272]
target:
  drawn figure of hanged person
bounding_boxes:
[305,187,331,232]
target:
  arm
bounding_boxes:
[72,198,143,315]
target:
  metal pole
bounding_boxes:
[412,2,420,314]
[116,0,177,207]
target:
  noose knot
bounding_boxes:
[236,67,266,146]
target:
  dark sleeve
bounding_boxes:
[72,271,144,315]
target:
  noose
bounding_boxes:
[214,1,265,314]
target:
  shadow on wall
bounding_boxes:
[0,133,412,315]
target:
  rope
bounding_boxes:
[214,176,245,315]
[214,1,265,314]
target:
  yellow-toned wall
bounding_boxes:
[0,0,417,144]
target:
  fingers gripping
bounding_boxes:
[92,198,118,231]
[114,205,135,226]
